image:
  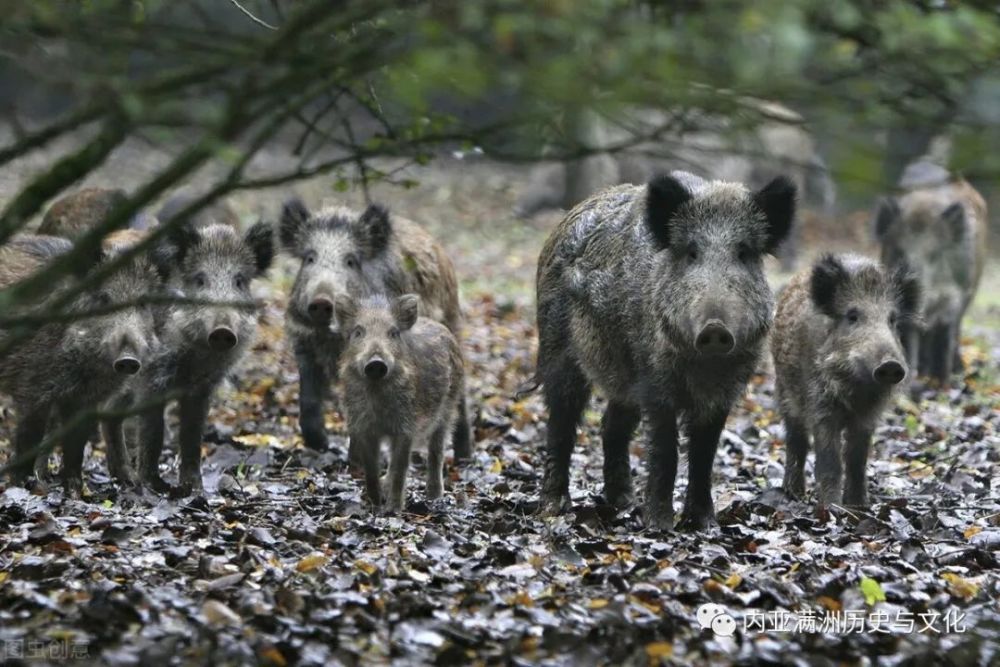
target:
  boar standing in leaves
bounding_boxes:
[874,172,987,384]
[279,200,472,460]
[112,221,274,495]
[336,294,463,513]
[0,234,164,496]
[534,171,795,530]
[773,254,920,506]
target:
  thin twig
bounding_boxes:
[230,0,278,30]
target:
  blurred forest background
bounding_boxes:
[2,0,1000,293]
[2,2,1000,664]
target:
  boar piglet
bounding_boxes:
[335,294,463,513]
[773,253,920,506]
[121,222,273,495]
[535,170,795,530]
[0,234,165,496]
[875,174,987,384]
[279,200,471,460]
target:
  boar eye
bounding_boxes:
[686,243,699,261]
[889,311,898,326]
[96,292,112,306]
[192,273,207,288]
[737,243,752,263]
[845,308,861,325]
[234,274,247,290]
[345,254,359,270]
[351,326,364,340]
[389,327,400,339]
[304,251,317,265]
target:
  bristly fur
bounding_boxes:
[774,253,912,507]
[875,176,987,382]
[276,199,470,459]
[535,171,795,530]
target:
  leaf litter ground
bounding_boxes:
[0,156,999,665]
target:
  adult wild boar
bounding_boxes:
[279,200,472,460]
[874,171,987,383]
[535,170,795,530]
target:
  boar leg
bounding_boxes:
[355,433,382,509]
[101,393,136,486]
[101,415,136,487]
[538,360,591,516]
[12,405,49,486]
[601,401,641,509]
[813,419,844,506]
[426,424,447,501]
[385,436,413,514]
[451,391,473,462]
[782,416,809,499]
[59,409,95,500]
[139,406,172,494]
[933,321,957,384]
[644,407,680,531]
[680,413,726,530]
[177,391,211,495]
[842,423,871,507]
[295,345,329,452]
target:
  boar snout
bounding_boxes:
[364,355,389,380]
[307,296,335,325]
[208,326,238,351]
[873,359,906,385]
[113,355,142,375]
[695,320,736,356]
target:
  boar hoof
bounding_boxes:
[602,485,634,511]
[677,510,717,532]
[643,510,675,533]
[63,478,83,500]
[177,474,204,498]
[538,493,570,517]
[303,430,329,452]
[143,474,174,495]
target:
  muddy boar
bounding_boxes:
[0,234,164,495]
[278,200,472,460]
[773,254,920,506]
[37,188,128,239]
[336,294,463,512]
[874,173,987,384]
[535,171,795,530]
[125,222,273,494]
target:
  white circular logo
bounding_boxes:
[697,603,737,637]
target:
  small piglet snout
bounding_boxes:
[873,360,906,385]
[208,326,238,351]
[113,355,142,375]
[307,296,334,324]
[695,321,735,356]
[364,356,389,380]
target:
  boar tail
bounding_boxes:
[514,375,542,400]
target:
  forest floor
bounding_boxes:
[1,144,999,665]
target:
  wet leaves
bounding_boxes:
[0,293,998,664]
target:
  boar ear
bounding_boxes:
[356,203,392,257]
[874,198,900,240]
[892,261,922,322]
[754,176,796,254]
[645,174,691,249]
[810,253,848,319]
[279,198,310,251]
[941,202,966,240]
[334,294,358,329]
[244,221,274,275]
[393,294,420,331]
